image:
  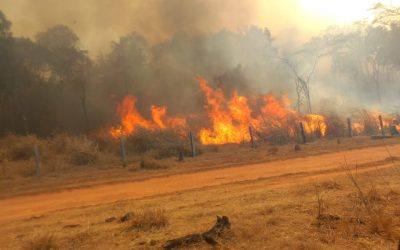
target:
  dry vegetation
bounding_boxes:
[1,132,400,199]
[2,159,400,249]
[128,208,169,232]
[24,234,58,250]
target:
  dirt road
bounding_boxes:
[1,144,399,223]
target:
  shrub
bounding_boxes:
[140,157,168,170]
[203,144,219,153]
[369,213,395,237]
[358,110,379,135]
[0,134,41,161]
[129,208,168,231]
[25,234,58,250]
[48,135,99,166]
[70,151,97,166]
[260,128,292,145]
[325,114,346,138]
[126,129,191,159]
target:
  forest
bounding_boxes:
[1,4,400,137]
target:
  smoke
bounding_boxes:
[2,0,263,54]
[2,0,399,120]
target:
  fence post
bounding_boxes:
[33,145,41,176]
[120,136,127,168]
[189,131,196,157]
[378,115,384,136]
[249,126,256,148]
[347,118,352,138]
[300,122,306,144]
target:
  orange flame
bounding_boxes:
[108,77,349,144]
[303,114,327,137]
[198,77,251,144]
[110,95,186,138]
[197,77,327,145]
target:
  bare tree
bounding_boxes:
[280,56,319,114]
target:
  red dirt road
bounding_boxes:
[1,144,399,223]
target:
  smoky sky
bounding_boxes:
[2,0,263,55]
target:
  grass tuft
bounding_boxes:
[129,208,168,231]
[140,157,168,170]
[24,234,58,250]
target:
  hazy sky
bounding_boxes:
[2,0,400,54]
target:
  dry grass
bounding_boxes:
[24,234,58,250]
[49,135,100,166]
[0,134,107,178]
[140,157,169,170]
[1,163,400,249]
[1,135,400,199]
[0,134,41,162]
[128,208,168,231]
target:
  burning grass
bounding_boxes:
[106,77,400,149]
[108,77,332,146]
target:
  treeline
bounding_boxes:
[0,10,289,136]
[2,4,400,137]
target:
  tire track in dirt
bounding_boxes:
[1,144,399,223]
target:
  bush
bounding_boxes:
[258,127,292,145]
[0,134,40,162]
[140,157,168,170]
[358,110,379,135]
[129,208,168,231]
[70,151,97,166]
[24,234,58,250]
[126,129,191,159]
[325,114,346,138]
[48,135,99,166]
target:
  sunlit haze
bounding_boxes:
[3,1,400,248]
[298,0,397,23]
[3,0,400,54]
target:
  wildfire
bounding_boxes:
[109,95,186,138]
[196,77,327,145]
[197,77,253,145]
[109,77,399,145]
[352,122,364,135]
[302,114,327,137]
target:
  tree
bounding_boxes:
[107,33,149,96]
[0,10,11,39]
[36,25,92,133]
[321,23,393,104]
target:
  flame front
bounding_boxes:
[109,77,397,144]
[198,77,252,145]
[196,77,327,145]
[110,95,186,138]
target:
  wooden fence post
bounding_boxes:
[299,122,306,144]
[120,136,127,167]
[33,145,41,176]
[378,115,384,136]
[189,131,196,157]
[347,118,352,138]
[249,126,256,148]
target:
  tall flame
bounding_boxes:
[109,77,398,144]
[197,77,327,145]
[198,77,252,144]
[110,95,186,138]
